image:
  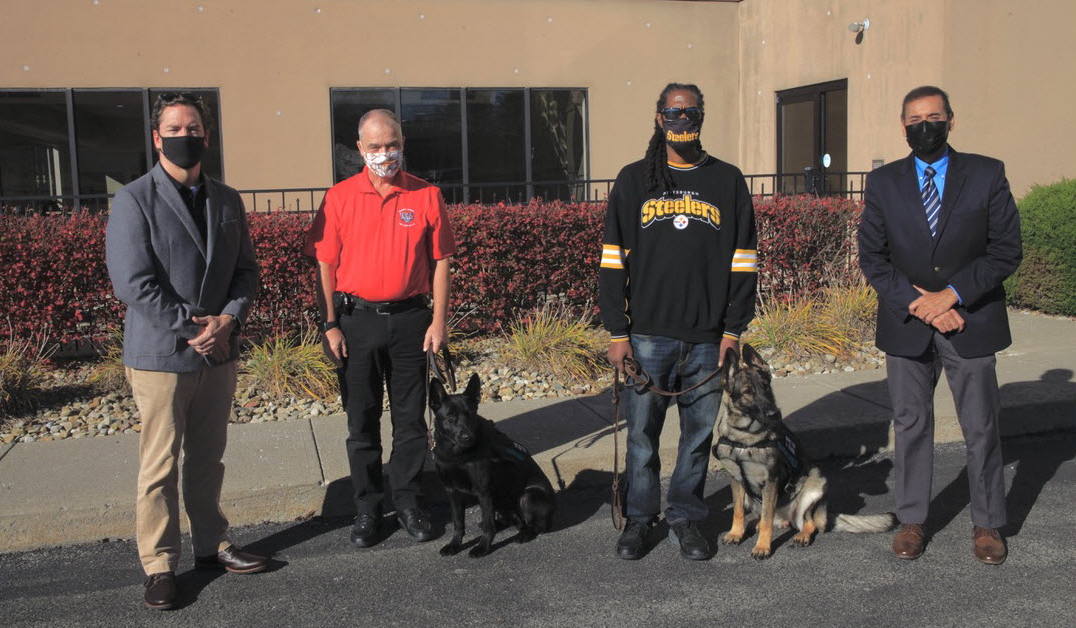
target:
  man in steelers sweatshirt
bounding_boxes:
[599,82,758,561]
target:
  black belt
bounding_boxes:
[334,292,426,316]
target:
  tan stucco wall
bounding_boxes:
[736,0,1076,197]
[0,0,740,190]
[942,0,1076,196]
[4,1,1073,197]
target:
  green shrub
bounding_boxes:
[1006,179,1076,315]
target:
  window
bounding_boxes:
[0,91,73,205]
[330,87,589,203]
[0,88,223,213]
[776,79,847,195]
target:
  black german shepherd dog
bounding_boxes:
[428,374,556,558]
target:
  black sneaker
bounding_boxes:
[350,513,379,548]
[668,520,712,560]
[616,519,652,560]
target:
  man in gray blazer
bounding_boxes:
[105,93,264,610]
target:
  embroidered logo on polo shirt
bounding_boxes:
[398,208,415,226]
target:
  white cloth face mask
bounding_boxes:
[363,149,402,177]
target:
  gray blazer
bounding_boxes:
[105,163,260,372]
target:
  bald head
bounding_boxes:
[358,109,403,142]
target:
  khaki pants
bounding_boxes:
[127,362,237,575]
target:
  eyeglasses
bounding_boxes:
[156,92,201,104]
[660,107,703,122]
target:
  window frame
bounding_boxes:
[329,86,590,203]
[0,87,223,211]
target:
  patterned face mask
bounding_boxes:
[363,149,402,177]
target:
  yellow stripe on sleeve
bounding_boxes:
[600,244,626,269]
[730,248,758,272]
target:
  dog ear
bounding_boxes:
[429,378,446,411]
[464,373,481,405]
[720,346,740,384]
[741,343,768,371]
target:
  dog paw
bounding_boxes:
[439,539,464,556]
[516,529,537,544]
[792,533,813,547]
[468,543,491,558]
[721,532,743,545]
[750,545,773,559]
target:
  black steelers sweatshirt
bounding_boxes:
[599,154,758,344]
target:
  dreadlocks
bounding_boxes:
[643,82,705,194]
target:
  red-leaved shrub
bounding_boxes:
[446,200,604,333]
[753,194,862,303]
[1,194,865,346]
[0,213,122,345]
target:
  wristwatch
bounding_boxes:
[321,320,340,333]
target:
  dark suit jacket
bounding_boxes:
[105,164,260,372]
[858,147,1022,359]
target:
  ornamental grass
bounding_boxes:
[504,302,607,383]
[0,327,54,420]
[241,327,338,400]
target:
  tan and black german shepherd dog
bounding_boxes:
[712,344,896,559]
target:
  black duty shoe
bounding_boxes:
[143,571,177,610]
[397,508,435,542]
[669,520,712,560]
[350,513,380,548]
[616,519,652,560]
[195,544,267,574]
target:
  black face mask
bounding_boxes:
[160,135,206,169]
[663,116,703,151]
[904,120,949,162]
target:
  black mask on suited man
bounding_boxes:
[160,135,206,169]
[904,120,949,162]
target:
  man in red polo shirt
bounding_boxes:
[305,109,457,548]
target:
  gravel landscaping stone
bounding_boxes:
[0,337,887,444]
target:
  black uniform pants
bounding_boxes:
[338,306,431,516]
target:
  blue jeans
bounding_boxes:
[623,334,722,525]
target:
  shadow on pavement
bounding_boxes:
[925,369,1076,540]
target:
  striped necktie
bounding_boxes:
[922,165,940,238]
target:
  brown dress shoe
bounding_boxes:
[194,544,267,574]
[973,526,1007,565]
[143,571,177,610]
[892,523,925,560]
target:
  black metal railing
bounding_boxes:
[1,172,869,215]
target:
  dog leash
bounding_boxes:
[611,368,625,531]
[621,355,722,398]
[425,345,457,451]
[609,355,726,530]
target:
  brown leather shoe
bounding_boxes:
[892,523,925,560]
[143,571,177,610]
[973,526,1007,565]
[194,544,267,574]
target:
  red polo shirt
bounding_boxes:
[304,168,457,301]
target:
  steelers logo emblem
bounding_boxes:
[673,215,689,230]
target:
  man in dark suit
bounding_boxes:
[106,93,265,609]
[858,85,1022,565]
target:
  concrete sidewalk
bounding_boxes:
[1,311,1073,552]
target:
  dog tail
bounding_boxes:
[830,512,897,534]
